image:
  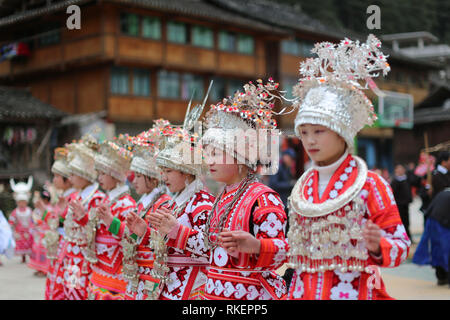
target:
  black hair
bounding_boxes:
[437,151,450,165]
[40,189,51,201]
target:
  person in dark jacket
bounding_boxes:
[431,151,450,200]
[406,162,421,190]
[268,148,296,210]
[413,188,450,287]
[391,164,413,241]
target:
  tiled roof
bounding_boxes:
[0,0,287,33]
[0,86,66,119]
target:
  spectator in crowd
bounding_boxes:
[431,151,450,200]
[391,164,413,242]
[413,187,450,287]
[268,148,297,211]
[406,162,421,196]
[381,168,391,183]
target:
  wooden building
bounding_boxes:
[394,81,450,164]
[0,85,66,183]
[0,0,441,176]
[0,0,286,136]
[213,0,439,173]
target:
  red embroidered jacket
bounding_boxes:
[204,182,288,300]
[266,154,411,300]
[77,188,136,294]
[63,184,105,299]
[139,189,215,300]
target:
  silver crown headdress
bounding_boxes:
[156,82,213,176]
[94,136,133,182]
[51,146,72,179]
[202,78,284,170]
[293,34,390,152]
[67,133,100,183]
[129,119,172,180]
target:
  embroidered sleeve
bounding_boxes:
[230,192,288,269]
[365,173,411,268]
[136,198,172,246]
[75,192,106,226]
[110,196,136,239]
[166,192,214,259]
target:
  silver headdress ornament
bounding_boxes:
[156,82,213,176]
[129,119,172,180]
[10,176,33,202]
[94,136,133,183]
[66,133,100,183]
[51,146,72,179]
[293,34,391,152]
[202,78,285,170]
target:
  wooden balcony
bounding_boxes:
[0,33,107,78]
[108,95,154,121]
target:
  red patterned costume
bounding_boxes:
[78,185,136,300]
[62,183,106,300]
[283,153,411,300]
[204,180,287,300]
[28,205,52,274]
[139,181,215,300]
[122,188,171,300]
[44,187,77,300]
[283,34,410,300]
[8,207,34,256]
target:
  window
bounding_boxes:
[181,74,204,100]
[219,31,254,54]
[209,77,226,102]
[120,13,139,36]
[191,25,214,48]
[237,34,254,54]
[142,16,161,40]
[133,69,150,96]
[38,30,60,47]
[299,40,315,57]
[281,40,300,56]
[218,31,236,52]
[158,70,180,98]
[111,67,129,95]
[281,39,315,57]
[167,21,187,44]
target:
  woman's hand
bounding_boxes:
[57,196,67,211]
[126,211,148,238]
[97,203,113,228]
[69,199,85,221]
[147,207,178,236]
[34,199,45,212]
[218,229,261,256]
[363,220,382,256]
